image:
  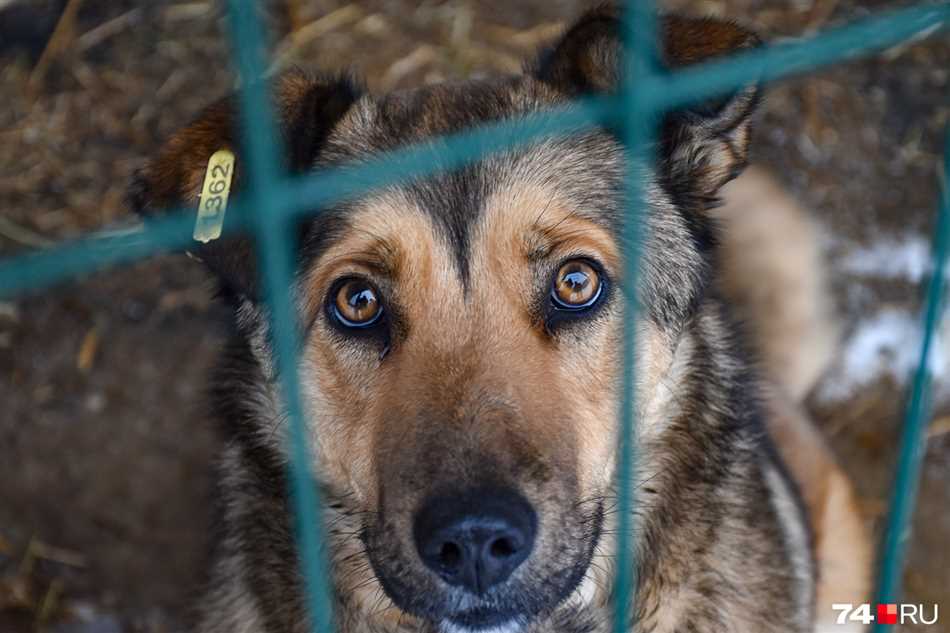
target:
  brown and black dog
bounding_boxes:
[130,6,870,633]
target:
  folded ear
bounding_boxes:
[534,6,761,204]
[128,70,361,299]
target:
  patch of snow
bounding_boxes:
[819,308,950,403]
[819,233,950,403]
[838,235,934,282]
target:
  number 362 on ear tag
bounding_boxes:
[193,149,235,243]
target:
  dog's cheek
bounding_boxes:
[550,311,625,501]
[555,312,678,507]
[299,337,383,507]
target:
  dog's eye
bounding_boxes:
[551,260,602,310]
[332,279,383,327]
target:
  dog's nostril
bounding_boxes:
[414,487,537,595]
[489,536,515,559]
[439,541,463,569]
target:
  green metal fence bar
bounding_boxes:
[613,1,660,630]
[283,99,614,218]
[648,3,949,113]
[0,99,613,298]
[872,127,950,632]
[2,4,947,299]
[0,208,201,298]
[278,3,950,219]
[225,3,334,633]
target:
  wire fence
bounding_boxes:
[2,2,949,632]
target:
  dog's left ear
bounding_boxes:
[128,70,361,300]
[534,6,761,203]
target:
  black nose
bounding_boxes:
[413,487,537,595]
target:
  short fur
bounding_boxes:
[130,6,869,633]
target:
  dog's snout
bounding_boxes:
[413,488,536,595]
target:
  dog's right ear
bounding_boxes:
[128,70,361,300]
[534,7,761,206]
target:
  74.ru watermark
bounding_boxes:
[832,603,939,626]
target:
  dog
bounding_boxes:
[129,6,871,632]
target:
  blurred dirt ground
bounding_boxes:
[0,1,948,632]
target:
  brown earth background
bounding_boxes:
[1,0,948,632]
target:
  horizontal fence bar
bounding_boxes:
[646,3,949,113]
[0,5,947,298]
[0,211,200,298]
[281,99,614,218]
[0,99,612,297]
[872,127,950,628]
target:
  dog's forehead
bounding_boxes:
[337,75,563,148]
[306,77,628,284]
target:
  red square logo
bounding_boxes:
[877,603,898,625]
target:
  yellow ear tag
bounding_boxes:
[193,149,235,243]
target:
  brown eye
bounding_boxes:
[333,279,383,327]
[552,260,602,309]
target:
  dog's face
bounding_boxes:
[304,111,630,629]
[132,8,759,632]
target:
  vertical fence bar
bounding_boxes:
[872,127,950,630]
[224,3,333,633]
[613,2,659,632]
